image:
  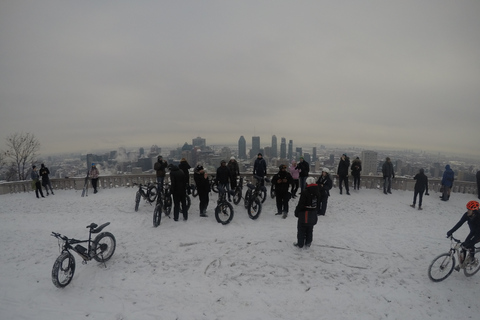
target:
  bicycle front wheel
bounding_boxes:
[248,198,262,220]
[428,253,455,282]
[52,252,76,288]
[134,191,141,212]
[92,232,116,263]
[153,201,162,227]
[215,201,234,225]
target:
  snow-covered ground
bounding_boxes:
[1,185,479,320]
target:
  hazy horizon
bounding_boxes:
[1,1,479,157]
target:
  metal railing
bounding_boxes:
[0,173,477,196]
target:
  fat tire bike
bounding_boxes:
[243,175,270,220]
[214,187,235,225]
[232,176,243,205]
[428,235,480,282]
[51,222,116,288]
[134,182,158,212]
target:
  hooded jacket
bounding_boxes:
[441,165,454,188]
[294,184,321,225]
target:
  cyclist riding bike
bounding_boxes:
[446,200,480,266]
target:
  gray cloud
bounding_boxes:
[1,1,479,156]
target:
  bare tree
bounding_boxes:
[3,132,41,181]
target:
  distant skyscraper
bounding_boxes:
[251,136,260,158]
[238,136,247,159]
[271,135,278,158]
[361,150,378,175]
[296,147,303,158]
[280,137,287,159]
[312,147,317,163]
[288,140,293,161]
[192,137,206,148]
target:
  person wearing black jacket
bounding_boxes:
[351,157,362,191]
[316,168,333,216]
[39,163,54,195]
[227,157,240,190]
[169,164,188,221]
[154,155,168,192]
[337,154,350,195]
[253,153,267,186]
[446,201,480,267]
[296,157,310,193]
[216,160,231,201]
[272,164,293,219]
[294,177,321,248]
[194,165,210,217]
[410,168,429,210]
[382,157,395,195]
[178,158,192,194]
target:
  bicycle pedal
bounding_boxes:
[454,265,461,272]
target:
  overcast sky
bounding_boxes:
[1,1,479,157]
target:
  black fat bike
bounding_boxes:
[215,187,235,225]
[134,182,158,212]
[243,175,270,220]
[50,222,116,288]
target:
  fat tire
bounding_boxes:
[233,188,242,205]
[134,192,141,212]
[428,253,455,282]
[52,252,76,288]
[92,232,116,263]
[153,201,162,227]
[244,190,251,209]
[260,188,267,203]
[248,198,262,220]
[215,202,234,225]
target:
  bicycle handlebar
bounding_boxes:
[447,235,461,243]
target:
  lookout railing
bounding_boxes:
[1,173,477,196]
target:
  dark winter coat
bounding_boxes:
[154,160,168,178]
[351,159,362,177]
[296,160,310,178]
[178,160,191,184]
[382,160,395,178]
[253,158,267,177]
[441,165,454,188]
[295,184,320,226]
[169,165,186,197]
[272,170,293,196]
[316,173,333,198]
[414,171,429,193]
[447,211,480,237]
[215,165,231,185]
[337,157,350,177]
[227,160,240,178]
[39,166,51,184]
[193,169,210,195]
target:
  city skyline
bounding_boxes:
[1,1,479,157]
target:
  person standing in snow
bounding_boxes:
[216,160,231,201]
[169,164,188,221]
[351,157,362,191]
[31,165,45,198]
[296,156,310,193]
[227,156,240,190]
[253,153,267,186]
[294,177,320,248]
[289,160,300,198]
[89,163,100,194]
[316,168,333,216]
[194,165,210,217]
[440,164,454,201]
[337,153,350,195]
[154,155,168,192]
[39,163,54,195]
[382,157,395,195]
[178,158,191,194]
[272,164,293,218]
[410,168,429,210]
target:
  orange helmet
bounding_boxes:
[466,200,479,211]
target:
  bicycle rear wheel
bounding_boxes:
[92,232,116,263]
[215,201,234,225]
[52,252,76,288]
[233,187,242,205]
[428,253,455,282]
[464,250,480,277]
[147,186,158,203]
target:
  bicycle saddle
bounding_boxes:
[88,222,110,234]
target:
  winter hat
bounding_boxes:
[257,153,262,156]
[342,153,347,157]
[32,165,36,169]
[91,163,95,166]
[306,177,316,185]
[230,156,235,160]
[41,163,45,167]
[196,165,204,171]
[322,168,330,174]
[221,160,226,164]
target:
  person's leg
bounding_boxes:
[305,225,314,247]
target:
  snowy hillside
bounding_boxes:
[1,186,479,320]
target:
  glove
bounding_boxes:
[446,231,452,238]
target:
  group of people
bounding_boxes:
[31,163,54,198]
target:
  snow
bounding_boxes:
[1,186,479,320]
